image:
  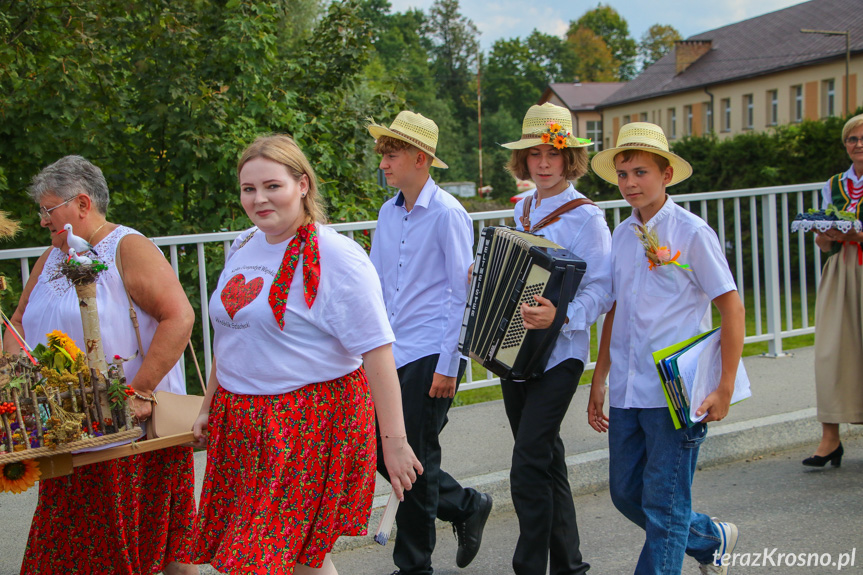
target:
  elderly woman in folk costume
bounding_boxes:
[498,103,613,575]
[806,112,863,468]
[189,134,421,575]
[2,156,198,575]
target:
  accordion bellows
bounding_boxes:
[459,227,586,381]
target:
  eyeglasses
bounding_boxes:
[845,136,863,147]
[38,196,77,221]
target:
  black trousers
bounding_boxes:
[376,354,480,575]
[501,358,590,575]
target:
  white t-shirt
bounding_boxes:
[608,197,738,409]
[209,224,395,395]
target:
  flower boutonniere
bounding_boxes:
[633,224,690,271]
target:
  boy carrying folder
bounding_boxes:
[588,123,746,575]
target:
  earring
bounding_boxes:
[301,193,306,198]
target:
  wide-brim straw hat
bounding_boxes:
[367,111,448,169]
[591,122,692,186]
[501,102,593,150]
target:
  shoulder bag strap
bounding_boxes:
[519,195,534,232]
[530,198,597,234]
[116,235,206,389]
[114,236,146,360]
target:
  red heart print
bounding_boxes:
[221,274,263,319]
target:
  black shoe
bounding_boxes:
[453,492,493,568]
[803,442,843,467]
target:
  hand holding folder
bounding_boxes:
[653,328,751,429]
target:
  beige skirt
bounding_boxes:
[814,243,863,424]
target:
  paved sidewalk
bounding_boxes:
[1,346,861,574]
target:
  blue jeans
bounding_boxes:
[608,407,722,574]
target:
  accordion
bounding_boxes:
[459,226,586,381]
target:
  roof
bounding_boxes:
[540,82,625,111]
[601,0,863,108]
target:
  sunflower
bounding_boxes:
[549,123,562,133]
[540,133,551,144]
[553,135,567,150]
[46,330,83,361]
[0,459,41,493]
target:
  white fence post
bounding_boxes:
[761,193,785,357]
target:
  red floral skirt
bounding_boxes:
[20,446,197,575]
[190,367,376,573]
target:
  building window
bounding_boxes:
[823,79,836,117]
[586,121,603,151]
[668,108,677,139]
[721,98,731,132]
[767,90,778,126]
[792,85,803,122]
[622,114,631,125]
[704,101,713,133]
[684,105,693,136]
[743,94,754,129]
[640,112,648,122]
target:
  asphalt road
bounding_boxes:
[333,437,863,575]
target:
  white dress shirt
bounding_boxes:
[608,197,738,409]
[369,176,474,376]
[514,184,613,369]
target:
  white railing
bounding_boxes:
[0,182,825,392]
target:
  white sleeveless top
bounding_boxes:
[22,226,186,394]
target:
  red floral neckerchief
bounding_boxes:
[268,221,320,329]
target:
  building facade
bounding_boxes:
[597,0,863,148]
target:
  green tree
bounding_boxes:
[567,27,619,82]
[426,0,480,122]
[638,24,681,69]
[568,4,637,80]
[483,31,578,119]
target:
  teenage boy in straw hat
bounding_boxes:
[499,101,612,575]
[367,111,493,575]
[587,122,745,575]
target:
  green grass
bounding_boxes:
[452,284,817,407]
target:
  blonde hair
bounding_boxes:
[237,134,327,224]
[842,113,863,142]
[505,146,589,182]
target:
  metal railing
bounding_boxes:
[0,182,825,392]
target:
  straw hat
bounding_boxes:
[591,122,692,186]
[367,111,448,169]
[501,102,593,150]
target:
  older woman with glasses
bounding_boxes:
[805,113,863,469]
[3,155,198,575]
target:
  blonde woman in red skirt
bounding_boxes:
[190,134,422,574]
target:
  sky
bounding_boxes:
[389,0,807,50]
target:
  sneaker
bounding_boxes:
[698,520,739,574]
[452,492,493,568]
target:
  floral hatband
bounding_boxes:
[539,122,592,150]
